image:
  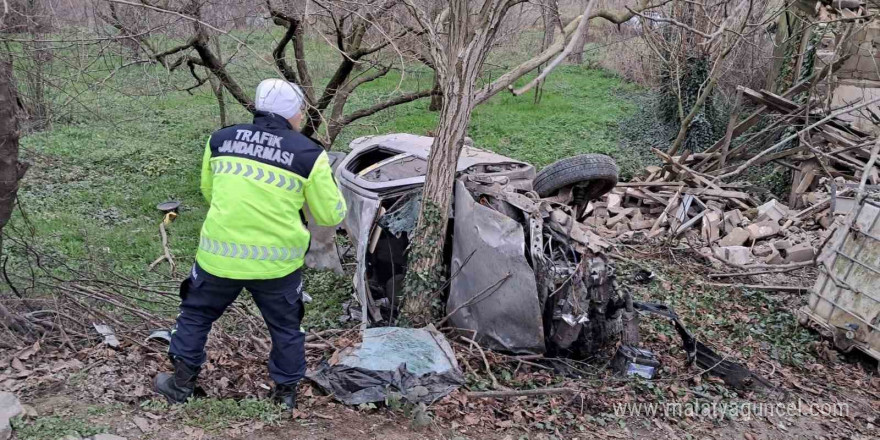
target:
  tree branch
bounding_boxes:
[267,3,315,103]
[337,89,431,129]
[191,32,252,111]
[474,0,669,105]
[510,0,598,96]
[154,38,195,67]
[291,22,315,103]
[666,0,754,156]
[328,64,393,126]
[326,89,431,146]
[269,11,300,84]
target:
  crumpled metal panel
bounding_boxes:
[447,180,545,354]
[337,182,381,327]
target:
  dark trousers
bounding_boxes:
[169,264,306,385]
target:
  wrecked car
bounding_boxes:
[328,133,768,395]
[335,133,632,356]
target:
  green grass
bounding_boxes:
[139,397,286,431]
[11,415,108,440]
[332,66,638,169]
[178,398,287,430]
[9,30,639,323]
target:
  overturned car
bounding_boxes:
[335,133,637,356]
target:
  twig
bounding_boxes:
[706,282,808,293]
[707,255,815,271]
[467,387,578,399]
[147,255,165,271]
[707,264,812,278]
[460,336,505,391]
[858,135,880,194]
[161,222,175,272]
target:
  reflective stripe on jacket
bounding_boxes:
[196,111,347,280]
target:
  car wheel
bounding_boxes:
[533,154,619,200]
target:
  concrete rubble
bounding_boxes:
[581,184,835,268]
[569,58,880,270]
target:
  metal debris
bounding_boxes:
[146,329,172,344]
[93,324,120,348]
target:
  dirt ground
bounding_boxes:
[2,249,878,440]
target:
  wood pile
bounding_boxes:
[580,72,880,269]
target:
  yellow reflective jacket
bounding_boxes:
[196,111,346,279]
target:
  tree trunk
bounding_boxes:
[402,0,490,325]
[0,57,25,259]
[403,78,474,325]
[428,75,442,111]
[22,0,51,131]
[209,38,227,127]
[567,0,587,64]
[535,0,561,104]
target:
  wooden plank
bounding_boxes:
[817,127,860,149]
[710,146,808,176]
[680,188,750,199]
[720,87,744,168]
[756,88,871,138]
[790,160,817,208]
[674,210,706,238]
[625,188,669,206]
[653,148,752,209]
[616,182,686,188]
[649,189,681,236]
[700,71,819,158]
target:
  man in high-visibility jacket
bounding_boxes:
[154,79,347,408]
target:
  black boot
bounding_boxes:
[154,357,201,404]
[270,383,297,409]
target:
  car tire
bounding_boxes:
[533,154,619,200]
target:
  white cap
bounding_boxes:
[254,79,305,119]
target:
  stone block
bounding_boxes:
[757,199,789,223]
[713,246,753,266]
[723,209,744,233]
[747,221,780,241]
[785,243,816,263]
[719,227,750,247]
[773,239,792,251]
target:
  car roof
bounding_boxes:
[349,133,529,172]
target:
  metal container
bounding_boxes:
[800,195,880,365]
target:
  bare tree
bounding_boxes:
[0,2,28,257]
[50,0,663,324]
[400,0,666,324]
[535,0,562,103]
[631,0,759,156]
[99,0,433,146]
